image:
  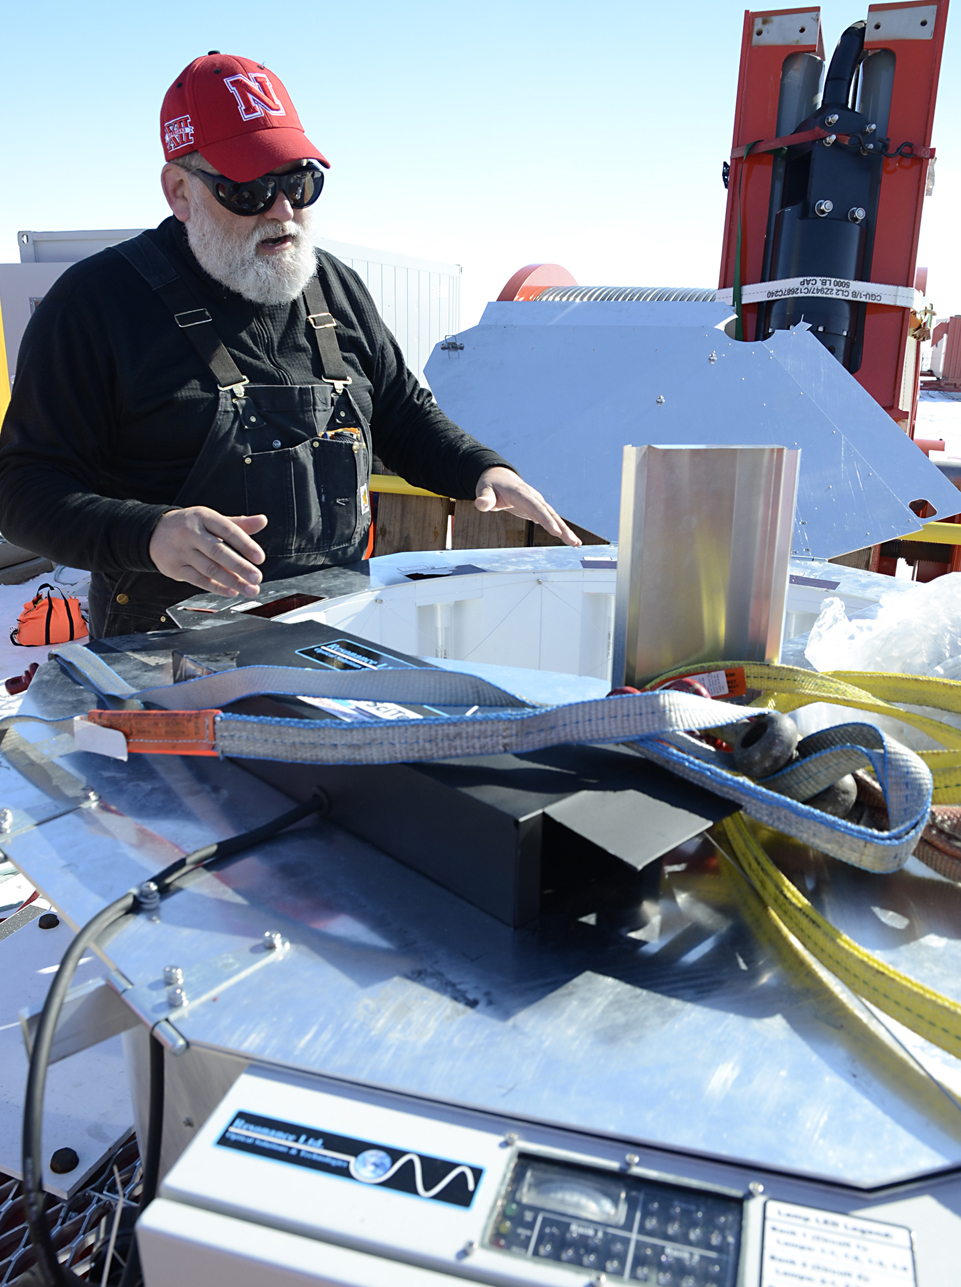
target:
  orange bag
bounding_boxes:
[11,583,88,647]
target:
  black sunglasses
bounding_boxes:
[191,162,325,216]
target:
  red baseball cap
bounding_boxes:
[161,53,329,181]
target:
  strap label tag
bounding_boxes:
[687,667,747,698]
[86,709,221,756]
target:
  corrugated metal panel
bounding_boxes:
[316,237,461,387]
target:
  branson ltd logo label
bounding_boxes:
[163,115,194,152]
[224,72,286,122]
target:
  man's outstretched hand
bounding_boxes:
[149,507,268,597]
[474,467,581,547]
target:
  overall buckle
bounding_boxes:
[218,376,250,399]
[174,308,212,328]
[307,311,336,330]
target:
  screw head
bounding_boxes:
[814,199,834,217]
[167,985,187,1008]
[0,807,13,832]
[459,1240,477,1259]
[823,134,837,146]
[183,1116,194,1128]
[624,1152,640,1167]
[81,787,99,803]
[748,1180,765,1196]
[708,351,717,364]
[824,113,839,127]
[501,1132,519,1148]
[865,122,876,134]
[263,931,285,951]
[163,965,184,986]
[656,395,665,405]
[848,206,866,223]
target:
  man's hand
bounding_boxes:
[149,507,268,597]
[474,467,581,547]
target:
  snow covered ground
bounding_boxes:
[917,389,961,454]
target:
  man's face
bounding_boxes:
[169,157,319,305]
[187,158,313,260]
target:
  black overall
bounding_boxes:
[88,235,372,638]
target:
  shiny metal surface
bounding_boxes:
[4,648,961,1188]
[534,286,721,302]
[613,445,798,686]
[424,307,961,554]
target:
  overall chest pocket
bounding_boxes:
[243,432,368,556]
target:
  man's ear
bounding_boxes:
[161,163,192,222]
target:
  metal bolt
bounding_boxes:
[824,113,839,127]
[263,930,285,951]
[823,134,837,147]
[501,1132,519,1148]
[624,1152,640,1167]
[167,985,187,1008]
[81,787,99,803]
[708,351,717,364]
[656,395,665,405]
[271,439,282,449]
[459,1240,477,1259]
[0,808,13,833]
[848,206,866,223]
[748,1180,765,1196]
[865,122,876,134]
[814,199,834,217]
[137,881,160,915]
[163,965,184,986]
[591,1276,607,1286]
[183,1116,194,1128]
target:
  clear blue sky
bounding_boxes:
[3,0,957,327]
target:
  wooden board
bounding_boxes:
[372,493,452,557]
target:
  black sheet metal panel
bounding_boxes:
[165,561,373,630]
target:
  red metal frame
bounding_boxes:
[718,2,949,432]
[718,9,824,344]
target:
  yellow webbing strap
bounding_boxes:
[643,662,961,802]
[719,812,961,1063]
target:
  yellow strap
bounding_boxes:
[369,474,444,498]
[718,813,961,1063]
[0,293,10,427]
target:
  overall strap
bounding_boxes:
[302,276,352,394]
[114,234,249,396]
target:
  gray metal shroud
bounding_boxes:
[4,626,961,1192]
[613,445,798,686]
[425,301,960,556]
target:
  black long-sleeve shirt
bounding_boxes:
[0,217,508,575]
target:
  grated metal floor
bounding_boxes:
[0,1135,140,1285]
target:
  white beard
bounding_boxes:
[185,194,317,305]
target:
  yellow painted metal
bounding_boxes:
[369,474,444,499]
[0,296,10,426]
[896,520,961,545]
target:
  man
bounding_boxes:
[0,52,578,638]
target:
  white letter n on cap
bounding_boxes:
[224,73,286,121]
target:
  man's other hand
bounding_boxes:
[149,507,268,597]
[474,467,581,547]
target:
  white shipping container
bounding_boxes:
[2,229,460,390]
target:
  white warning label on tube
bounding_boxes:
[762,1200,915,1287]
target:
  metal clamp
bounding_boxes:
[307,311,337,330]
[174,308,213,328]
[322,376,353,393]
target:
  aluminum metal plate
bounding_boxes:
[4,651,961,1189]
[425,304,960,555]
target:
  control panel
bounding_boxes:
[488,1154,741,1285]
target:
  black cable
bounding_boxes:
[23,792,328,1286]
